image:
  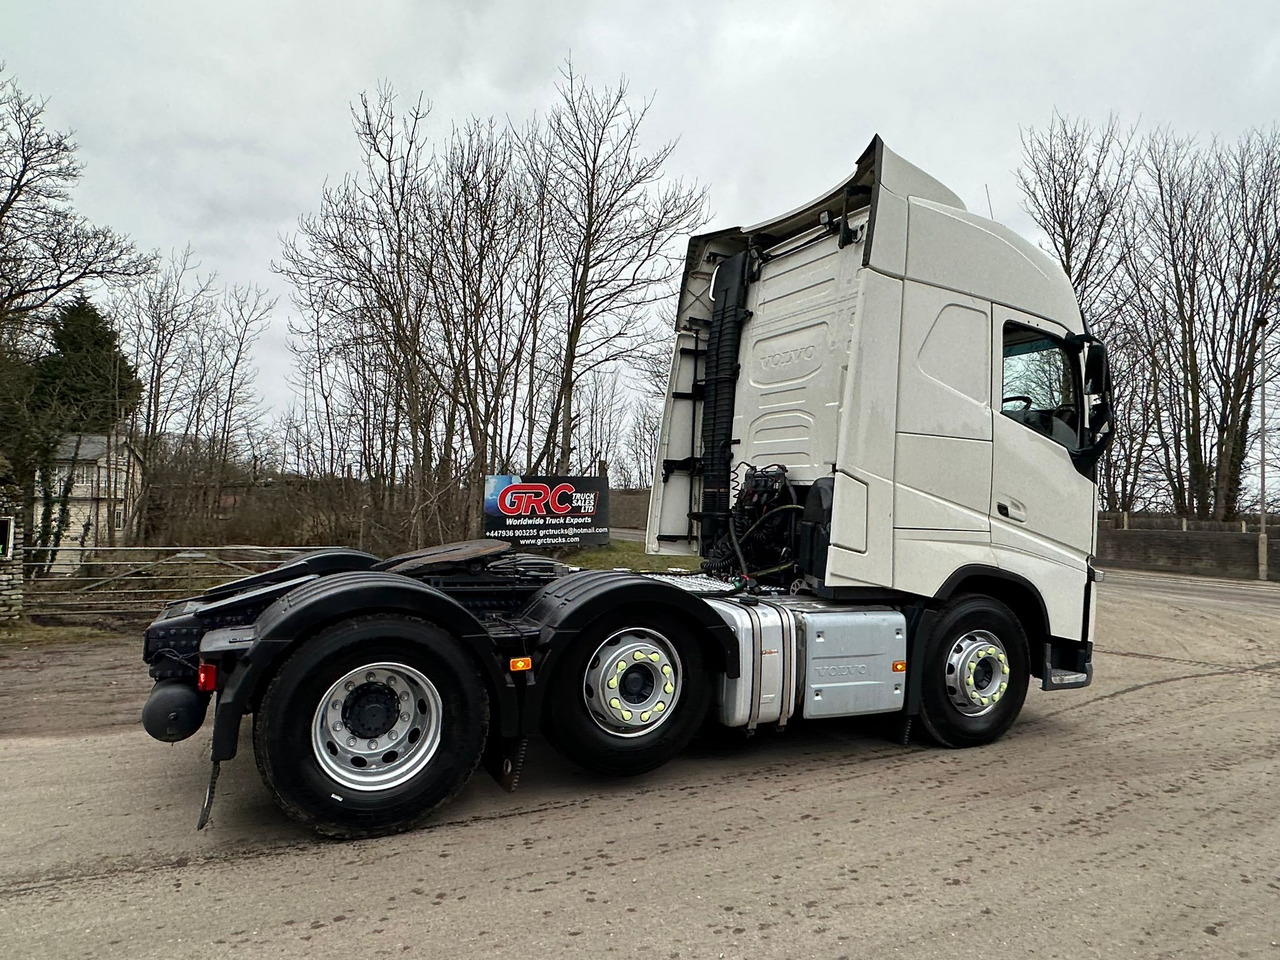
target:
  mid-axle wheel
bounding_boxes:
[546,610,709,776]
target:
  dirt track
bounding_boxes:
[1,572,1278,959]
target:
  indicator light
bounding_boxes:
[509,657,532,672]
[892,660,907,673]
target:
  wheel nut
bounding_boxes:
[366,672,377,682]
[368,740,378,749]
[332,721,343,731]
[344,682,354,691]
[387,676,396,685]
[400,690,410,701]
[400,712,410,722]
[388,730,397,740]
[347,737,357,747]
[331,700,342,711]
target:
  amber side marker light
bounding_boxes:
[509,657,533,672]
[892,660,907,673]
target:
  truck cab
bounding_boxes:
[650,135,1110,686]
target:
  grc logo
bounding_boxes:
[498,482,577,517]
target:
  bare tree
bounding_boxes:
[526,62,710,474]
[0,67,152,333]
[277,87,452,547]
[270,65,707,552]
[1020,118,1280,518]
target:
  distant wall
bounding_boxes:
[610,489,651,530]
[1097,526,1276,581]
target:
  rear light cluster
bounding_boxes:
[197,662,219,692]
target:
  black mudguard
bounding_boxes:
[515,570,739,731]
[207,571,519,762]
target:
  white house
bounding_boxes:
[36,434,144,571]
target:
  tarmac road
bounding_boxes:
[1,570,1277,959]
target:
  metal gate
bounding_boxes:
[21,545,321,619]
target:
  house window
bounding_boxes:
[113,509,124,530]
[55,465,95,488]
[0,518,13,560]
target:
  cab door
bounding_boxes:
[989,310,1095,637]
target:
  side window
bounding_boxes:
[1001,323,1079,448]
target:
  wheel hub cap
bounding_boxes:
[342,682,400,739]
[582,628,682,738]
[945,630,1009,717]
[311,662,443,791]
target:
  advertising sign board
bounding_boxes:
[482,475,610,548]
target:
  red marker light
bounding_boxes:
[197,662,218,692]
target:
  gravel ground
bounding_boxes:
[0,571,1277,959]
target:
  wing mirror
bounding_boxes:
[1083,342,1109,395]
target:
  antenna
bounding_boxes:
[984,184,995,219]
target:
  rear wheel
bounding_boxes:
[918,595,1030,748]
[253,615,488,838]
[544,609,710,776]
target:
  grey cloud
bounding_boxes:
[4,0,1278,411]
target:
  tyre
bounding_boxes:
[917,595,1030,748]
[544,608,711,776]
[252,615,488,838]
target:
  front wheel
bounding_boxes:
[544,609,710,776]
[253,615,488,838]
[918,595,1030,748]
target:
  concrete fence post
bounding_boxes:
[1122,510,1130,530]
[1181,517,1188,531]
[0,487,22,622]
[1260,533,1269,582]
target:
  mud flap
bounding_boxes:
[196,759,221,830]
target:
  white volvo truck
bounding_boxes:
[139,137,1112,838]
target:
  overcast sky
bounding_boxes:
[5,0,1279,411]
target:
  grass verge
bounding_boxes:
[0,618,131,649]
[564,538,700,573]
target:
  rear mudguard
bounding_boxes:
[516,570,740,732]
[206,571,519,762]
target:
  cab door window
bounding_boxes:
[1000,323,1080,448]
